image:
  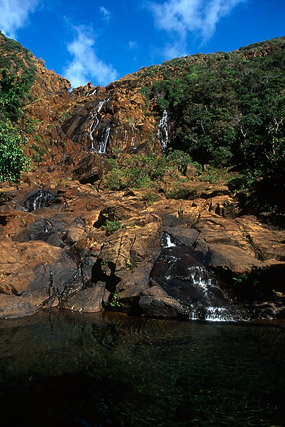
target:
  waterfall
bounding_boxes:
[22,190,56,212]
[157,110,170,152]
[89,98,110,153]
[163,232,176,248]
[186,265,243,322]
[86,89,97,97]
[151,232,248,322]
[98,125,110,154]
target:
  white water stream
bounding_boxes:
[157,110,170,151]
[161,233,246,322]
[89,98,110,153]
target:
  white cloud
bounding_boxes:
[99,6,111,23]
[146,0,246,43]
[0,0,40,39]
[64,26,118,88]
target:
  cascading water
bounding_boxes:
[98,125,110,154]
[89,98,110,153]
[86,89,97,97]
[157,110,170,152]
[154,233,248,322]
[22,190,56,212]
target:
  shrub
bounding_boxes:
[124,167,151,189]
[104,153,174,190]
[167,149,201,174]
[30,143,47,164]
[104,168,124,190]
[166,188,190,199]
[141,191,160,204]
[0,120,29,182]
[197,166,232,184]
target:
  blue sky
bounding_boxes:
[0,0,284,88]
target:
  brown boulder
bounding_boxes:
[72,153,112,184]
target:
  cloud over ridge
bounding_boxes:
[64,26,118,88]
[0,0,40,39]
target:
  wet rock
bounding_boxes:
[98,213,162,313]
[163,226,199,246]
[0,294,38,319]
[63,282,106,313]
[139,286,184,318]
[22,189,58,211]
[22,250,84,307]
[149,233,248,321]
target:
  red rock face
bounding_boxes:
[21,56,168,166]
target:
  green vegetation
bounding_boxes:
[141,191,160,205]
[166,187,190,200]
[167,149,202,174]
[102,220,122,236]
[30,143,47,164]
[105,151,199,191]
[0,120,29,181]
[145,37,285,213]
[197,166,233,184]
[0,31,36,182]
[109,292,121,308]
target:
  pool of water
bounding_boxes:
[0,311,284,426]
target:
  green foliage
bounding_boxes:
[146,38,285,211]
[30,143,47,164]
[105,153,177,190]
[157,97,169,111]
[25,118,39,134]
[167,149,202,174]
[0,32,36,183]
[0,66,35,121]
[141,191,160,205]
[232,274,249,284]
[109,292,121,308]
[102,220,122,236]
[166,188,190,200]
[104,168,124,190]
[59,110,75,124]
[124,166,151,189]
[197,166,233,184]
[0,120,29,182]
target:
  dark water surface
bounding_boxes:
[0,311,284,427]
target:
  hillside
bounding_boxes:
[1,32,284,212]
[0,33,284,321]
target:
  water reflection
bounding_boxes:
[0,311,284,426]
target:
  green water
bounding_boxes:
[0,311,284,426]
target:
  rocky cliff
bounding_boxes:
[0,34,284,320]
